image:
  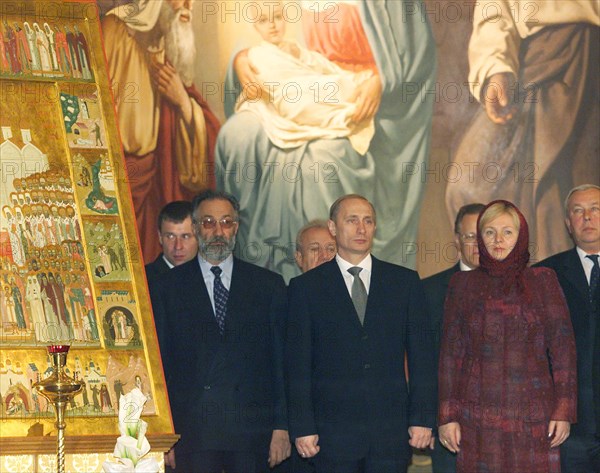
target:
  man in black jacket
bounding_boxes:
[287,194,436,473]
[151,190,290,472]
[536,184,600,472]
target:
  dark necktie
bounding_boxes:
[348,266,367,325]
[211,266,228,333]
[587,254,599,304]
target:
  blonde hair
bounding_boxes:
[479,202,520,233]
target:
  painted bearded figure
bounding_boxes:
[102,0,220,263]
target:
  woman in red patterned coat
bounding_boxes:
[438,200,577,473]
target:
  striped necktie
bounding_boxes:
[211,266,228,333]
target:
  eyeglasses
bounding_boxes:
[458,232,477,243]
[196,217,238,230]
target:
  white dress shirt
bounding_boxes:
[459,260,476,272]
[198,254,233,314]
[336,253,372,297]
[576,246,600,285]
[162,255,174,269]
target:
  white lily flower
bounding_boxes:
[118,388,148,438]
[103,388,158,473]
[114,435,151,465]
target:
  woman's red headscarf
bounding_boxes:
[477,200,531,297]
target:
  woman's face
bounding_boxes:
[482,212,519,261]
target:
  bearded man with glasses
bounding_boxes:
[151,190,291,472]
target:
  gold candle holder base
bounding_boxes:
[33,345,83,473]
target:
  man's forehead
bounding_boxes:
[339,198,374,215]
[163,216,192,224]
[197,199,235,216]
[161,218,193,230]
[569,189,600,207]
[304,227,334,243]
[459,213,478,229]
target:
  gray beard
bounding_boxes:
[157,4,196,87]
[200,235,236,263]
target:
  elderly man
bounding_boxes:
[421,203,484,473]
[286,194,436,473]
[145,200,197,284]
[294,220,336,274]
[102,0,220,263]
[151,190,290,473]
[288,219,337,472]
[536,184,600,472]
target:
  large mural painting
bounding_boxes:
[98,0,599,280]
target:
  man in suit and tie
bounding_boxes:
[286,194,436,473]
[151,190,291,473]
[536,184,600,472]
[421,203,484,473]
[145,200,197,284]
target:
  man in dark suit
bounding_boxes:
[536,184,600,472]
[421,203,484,473]
[286,194,436,473]
[151,190,291,473]
[294,220,336,274]
[145,200,197,471]
[144,200,197,284]
[595,300,600,471]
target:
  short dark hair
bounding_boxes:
[454,203,485,234]
[158,201,193,230]
[192,190,240,220]
[329,194,376,222]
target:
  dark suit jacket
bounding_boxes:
[151,257,288,457]
[536,248,599,436]
[422,264,460,354]
[595,299,600,436]
[286,257,436,461]
[422,264,460,434]
[144,253,170,285]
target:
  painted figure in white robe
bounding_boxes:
[33,23,52,73]
[237,2,374,155]
[26,275,46,342]
[43,23,59,72]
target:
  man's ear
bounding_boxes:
[453,233,461,257]
[294,250,303,270]
[564,217,572,235]
[327,219,336,236]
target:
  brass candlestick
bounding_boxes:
[34,345,82,473]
